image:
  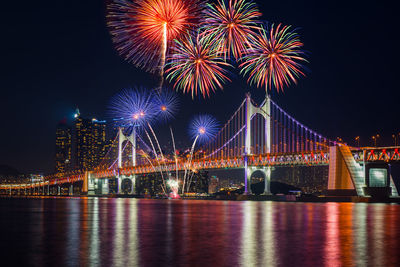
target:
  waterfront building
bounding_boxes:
[30,174,44,183]
[188,170,209,193]
[272,166,329,193]
[55,119,72,173]
[208,175,219,194]
[90,118,107,169]
[136,173,163,196]
[73,110,92,170]
[70,109,108,171]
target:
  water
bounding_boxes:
[1,198,400,266]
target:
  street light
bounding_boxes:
[393,134,398,146]
[355,136,360,147]
[372,136,376,147]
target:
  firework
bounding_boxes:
[166,33,231,98]
[153,88,179,122]
[201,0,261,60]
[189,114,219,143]
[183,114,218,193]
[239,23,307,92]
[108,88,156,128]
[167,179,180,198]
[107,0,203,73]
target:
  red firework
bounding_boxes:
[108,0,203,73]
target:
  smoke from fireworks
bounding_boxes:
[239,23,307,92]
[201,0,261,60]
[107,0,204,73]
[166,33,231,98]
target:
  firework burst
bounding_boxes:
[201,0,261,60]
[108,88,156,128]
[166,33,232,98]
[153,88,179,122]
[107,0,204,73]
[189,114,219,143]
[239,23,307,92]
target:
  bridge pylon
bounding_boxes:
[244,93,272,195]
[118,128,136,194]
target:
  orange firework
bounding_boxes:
[108,0,204,73]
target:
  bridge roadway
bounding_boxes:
[1,146,399,193]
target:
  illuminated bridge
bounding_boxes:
[2,94,400,197]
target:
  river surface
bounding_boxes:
[1,198,400,266]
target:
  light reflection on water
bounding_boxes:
[241,201,256,266]
[261,202,276,266]
[89,197,100,266]
[1,199,400,266]
[325,203,340,266]
[354,203,367,267]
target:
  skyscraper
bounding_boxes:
[72,109,107,171]
[90,119,107,168]
[55,119,72,173]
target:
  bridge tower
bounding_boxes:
[118,128,136,194]
[244,93,272,195]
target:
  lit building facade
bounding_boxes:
[90,119,107,169]
[208,175,219,194]
[55,120,72,173]
[71,109,108,171]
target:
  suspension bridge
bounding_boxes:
[2,94,400,197]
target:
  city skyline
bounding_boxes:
[1,0,399,174]
[2,1,400,266]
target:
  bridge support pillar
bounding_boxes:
[101,179,109,195]
[362,162,398,197]
[82,171,89,195]
[128,175,136,195]
[117,176,122,194]
[69,184,73,196]
[243,93,271,195]
[262,167,272,195]
[244,158,252,195]
[327,146,363,196]
[88,177,96,195]
[57,186,61,196]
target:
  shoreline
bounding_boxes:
[1,194,400,204]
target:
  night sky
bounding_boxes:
[1,0,399,174]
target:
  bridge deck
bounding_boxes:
[1,147,399,190]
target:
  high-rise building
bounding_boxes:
[73,111,92,170]
[90,119,107,168]
[208,175,219,194]
[189,170,209,193]
[72,108,107,171]
[55,119,72,173]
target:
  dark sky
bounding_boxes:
[1,0,399,174]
